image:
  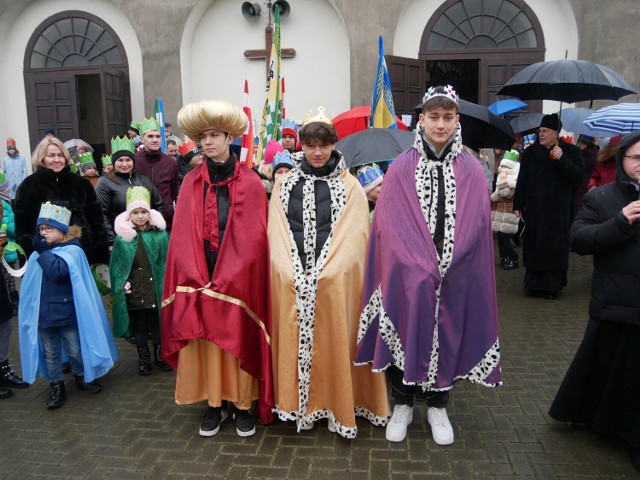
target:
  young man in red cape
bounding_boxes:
[162,99,274,438]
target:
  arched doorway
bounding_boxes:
[24,11,131,158]
[389,0,545,115]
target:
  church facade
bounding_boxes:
[0,0,636,164]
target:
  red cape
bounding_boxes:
[161,160,274,424]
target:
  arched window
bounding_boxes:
[425,0,541,51]
[28,13,123,69]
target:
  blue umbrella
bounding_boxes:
[488,99,528,116]
[554,107,611,136]
[583,103,640,135]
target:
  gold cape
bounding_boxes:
[269,169,390,438]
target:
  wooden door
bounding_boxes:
[387,55,425,120]
[25,72,78,145]
[101,68,129,139]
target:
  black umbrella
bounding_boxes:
[336,128,415,168]
[413,99,516,151]
[497,59,637,104]
[509,113,545,134]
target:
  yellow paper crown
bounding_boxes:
[139,117,160,135]
[302,106,332,127]
[125,186,151,210]
[111,136,134,154]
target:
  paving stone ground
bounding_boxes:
[1,249,638,479]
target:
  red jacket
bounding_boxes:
[588,159,616,190]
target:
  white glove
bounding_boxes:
[124,281,132,294]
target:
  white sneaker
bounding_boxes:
[427,407,454,445]
[386,404,413,442]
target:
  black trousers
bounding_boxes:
[497,232,518,262]
[128,308,161,346]
[387,365,449,408]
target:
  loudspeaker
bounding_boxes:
[241,2,261,21]
[272,0,290,20]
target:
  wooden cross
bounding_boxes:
[244,25,296,79]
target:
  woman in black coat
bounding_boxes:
[549,131,640,472]
[14,137,108,265]
[95,145,164,246]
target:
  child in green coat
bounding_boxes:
[110,186,171,375]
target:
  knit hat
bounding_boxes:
[43,127,55,136]
[264,140,285,164]
[273,150,296,172]
[6,138,16,149]
[178,140,200,161]
[37,202,71,233]
[111,136,135,161]
[357,163,384,193]
[540,114,562,131]
[0,172,8,191]
[78,152,97,172]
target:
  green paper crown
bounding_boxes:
[139,117,160,135]
[129,120,140,131]
[503,149,520,162]
[78,152,95,165]
[69,163,79,174]
[101,154,112,166]
[111,136,134,154]
[126,186,151,208]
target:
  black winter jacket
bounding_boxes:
[570,180,640,326]
[14,167,109,264]
[95,172,164,245]
[287,154,339,270]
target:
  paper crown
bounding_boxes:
[69,163,79,174]
[139,117,160,135]
[422,85,459,106]
[178,140,199,157]
[129,121,140,131]
[0,172,8,191]
[357,163,384,193]
[101,154,112,166]
[503,150,520,162]
[6,138,16,147]
[302,106,332,127]
[78,152,95,165]
[37,202,71,233]
[273,150,295,171]
[111,136,135,154]
[281,119,298,138]
[125,186,151,213]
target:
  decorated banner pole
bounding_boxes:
[154,97,167,153]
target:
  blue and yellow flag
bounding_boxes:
[370,36,397,129]
[256,8,283,163]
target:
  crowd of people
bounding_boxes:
[0,85,639,471]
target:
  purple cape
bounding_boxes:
[356,148,502,389]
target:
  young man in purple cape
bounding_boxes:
[356,85,502,445]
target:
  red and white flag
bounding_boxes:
[241,79,255,168]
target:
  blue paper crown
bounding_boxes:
[37,202,71,233]
[273,150,296,171]
[357,163,384,187]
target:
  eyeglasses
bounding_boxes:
[624,154,640,163]
[36,225,54,233]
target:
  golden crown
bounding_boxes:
[302,106,332,127]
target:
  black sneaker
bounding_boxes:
[232,407,256,437]
[199,406,228,437]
